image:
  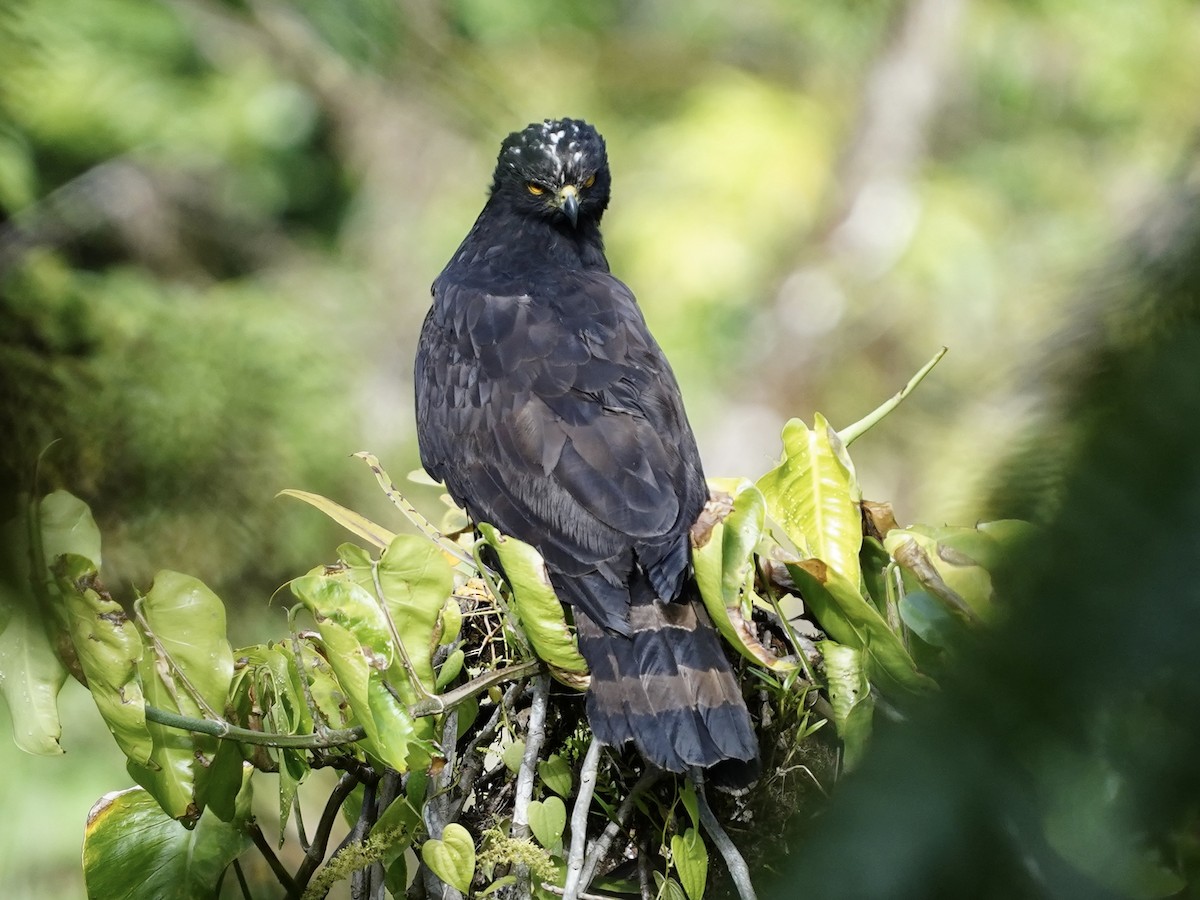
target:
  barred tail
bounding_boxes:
[575,577,760,787]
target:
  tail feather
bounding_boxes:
[576,576,759,786]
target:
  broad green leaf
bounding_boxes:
[421,822,476,894]
[198,741,250,825]
[758,414,863,587]
[885,521,1034,620]
[292,574,416,771]
[478,524,589,682]
[54,555,152,764]
[128,571,234,824]
[39,490,102,571]
[693,479,798,672]
[898,590,962,649]
[528,796,566,852]
[538,753,573,797]
[671,828,708,900]
[338,536,456,701]
[140,571,233,715]
[296,637,353,730]
[277,488,397,550]
[819,641,874,770]
[35,491,104,681]
[788,560,933,695]
[83,786,251,900]
[0,598,67,755]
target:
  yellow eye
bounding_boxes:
[526,183,545,195]
[582,173,596,188]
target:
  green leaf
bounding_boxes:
[339,536,456,702]
[127,571,234,824]
[39,490,103,571]
[53,555,152,765]
[538,753,573,797]
[421,823,476,894]
[897,590,961,649]
[0,599,68,755]
[653,871,688,900]
[277,488,397,550]
[82,786,251,900]
[502,739,526,773]
[439,595,464,646]
[292,574,416,771]
[693,479,798,672]
[788,559,934,696]
[478,524,589,682]
[435,648,465,691]
[140,571,234,713]
[885,521,1034,620]
[758,414,863,587]
[528,796,566,852]
[679,782,700,831]
[671,828,709,900]
[819,641,875,770]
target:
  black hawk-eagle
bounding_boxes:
[415,118,759,784]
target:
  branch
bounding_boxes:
[290,771,362,898]
[248,822,298,894]
[578,770,663,891]
[143,704,366,748]
[837,346,947,446]
[562,739,603,900]
[511,675,551,841]
[692,771,757,900]
[142,659,540,747]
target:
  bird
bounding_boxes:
[414,118,758,785]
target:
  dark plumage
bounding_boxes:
[415,118,758,782]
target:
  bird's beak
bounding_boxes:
[557,185,579,227]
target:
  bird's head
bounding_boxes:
[491,118,611,228]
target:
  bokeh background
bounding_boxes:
[2,0,1199,896]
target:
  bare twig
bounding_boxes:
[290,771,361,898]
[562,740,604,900]
[511,675,551,841]
[692,770,757,900]
[232,859,254,900]
[248,822,297,895]
[578,770,663,891]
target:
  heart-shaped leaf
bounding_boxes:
[671,828,708,900]
[538,753,572,797]
[421,823,475,894]
[528,796,566,851]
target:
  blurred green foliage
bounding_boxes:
[2,1,1200,895]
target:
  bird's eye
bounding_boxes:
[526,183,545,196]
[582,174,596,188]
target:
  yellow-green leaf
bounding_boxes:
[758,414,863,586]
[788,559,933,695]
[528,796,566,851]
[54,555,151,765]
[671,828,708,900]
[421,823,476,894]
[478,524,588,682]
[819,641,874,770]
[277,488,397,550]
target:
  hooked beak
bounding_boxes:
[556,185,579,227]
